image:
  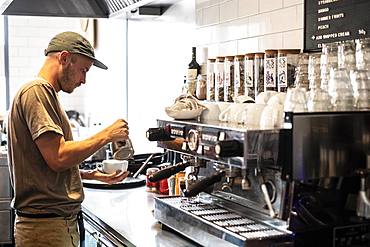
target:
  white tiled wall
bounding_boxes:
[195,0,304,57]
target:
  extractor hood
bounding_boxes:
[0,0,178,18]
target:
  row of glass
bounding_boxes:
[291,39,370,112]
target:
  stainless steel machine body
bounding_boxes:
[147,111,370,246]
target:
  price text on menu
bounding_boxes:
[304,0,370,51]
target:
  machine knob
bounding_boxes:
[215,140,243,157]
[146,127,174,141]
[187,129,199,152]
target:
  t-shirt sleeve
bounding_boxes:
[20,84,64,140]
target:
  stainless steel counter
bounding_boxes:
[82,186,197,247]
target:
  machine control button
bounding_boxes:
[215,140,243,157]
[182,142,187,151]
[219,132,226,141]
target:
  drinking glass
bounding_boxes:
[328,68,355,111]
[284,87,308,112]
[351,69,370,109]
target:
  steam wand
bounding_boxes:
[256,168,276,218]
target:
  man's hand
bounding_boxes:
[81,169,130,185]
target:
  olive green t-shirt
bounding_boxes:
[7,78,84,217]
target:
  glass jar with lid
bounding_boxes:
[206,58,216,101]
[234,55,245,99]
[264,49,278,91]
[215,56,225,102]
[277,49,300,92]
[244,53,255,99]
[224,56,235,102]
[254,53,265,95]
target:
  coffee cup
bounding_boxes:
[219,103,247,123]
[255,91,278,104]
[260,104,284,128]
[200,101,221,122]
[97,159,128,174]
[242,103,266,126]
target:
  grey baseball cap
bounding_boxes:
[44,31,108,70]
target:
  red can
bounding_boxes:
[159,179,169,195]
[146,168,160,192]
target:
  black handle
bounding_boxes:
[148,162,189,182]
[146,127,174,141]
[183,171,225,197]
[215,140,243,157]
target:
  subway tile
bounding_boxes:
[212,19,248,43]
[267,6,298,34]
[283,0,303,7]
[196,9,203,26]
[238,0,259,18]
[259,0,283,13]
[220,0,238,23]
[207,43,220,58]
[237,37,259,54]
[282,29,303,49]
[258,33,284,51]
[247,13,268,37]
[218,40,238,56]
[203,5,220,25]
[196,0,221,9]
[297,4,304,29]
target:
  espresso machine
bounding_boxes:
[146,111,370,246]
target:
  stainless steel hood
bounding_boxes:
[0,0,178,18]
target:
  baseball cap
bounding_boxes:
[44,31,108,70]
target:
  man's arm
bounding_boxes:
[35,119,129,172]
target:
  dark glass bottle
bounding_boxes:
[187,47,201,96]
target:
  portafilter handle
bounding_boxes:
[183,171,225,197]
[148,162,189,182]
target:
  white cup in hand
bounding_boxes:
[98,159,128,174]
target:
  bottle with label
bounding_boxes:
[224,56,235,102]
[244,53,255,99]
[234,55,245,99]
[215,56,225,102]
[187,47,201,96]
[264,50,278,91]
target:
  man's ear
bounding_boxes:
[58,51,71,65]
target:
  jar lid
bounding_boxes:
[254,52,265,57]
[225,56,235,60]
[208,58,216,62]
[277,49,301,54]
[245,53,255,59]
[235,55,244,59]
[216,56,225,61]
[264,49,278,55]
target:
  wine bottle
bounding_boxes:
[187,47,201,96]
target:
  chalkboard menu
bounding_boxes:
[305,0,370,51]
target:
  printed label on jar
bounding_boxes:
[245,60,254,88]
[234,61,240,87]
[278,56,287,88]
[215,63,224,101]
[264,57,276,88]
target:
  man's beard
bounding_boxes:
[60,65,74,94]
